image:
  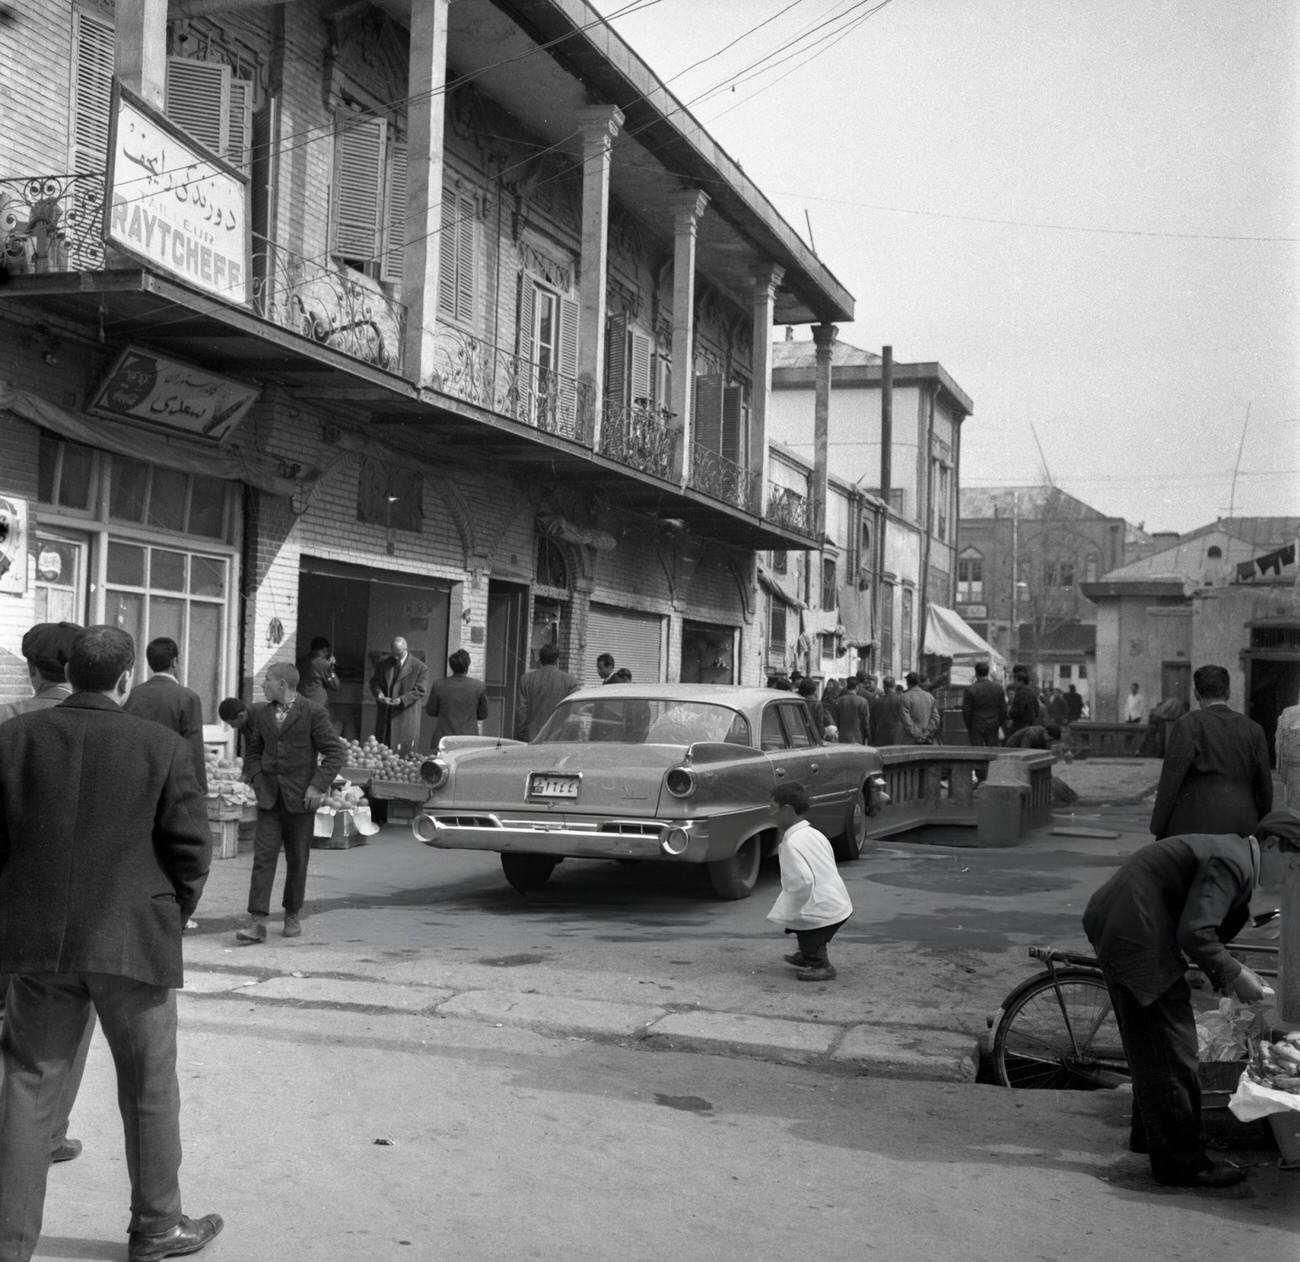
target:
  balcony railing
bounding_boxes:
[251,235,406,373]
[600,400,676,480]
[767,483,810,532]
[1,173,107,273]
[691,444,758,513]
[430,325,593,444]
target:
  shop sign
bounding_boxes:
[961,603,988,620]
[0,495,28,596]
[105,82,249,304]
[89,347,259,441]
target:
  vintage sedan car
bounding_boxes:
[412,684,886,899]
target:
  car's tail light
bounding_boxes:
[661,827,690,856]
[665,767,696,798]
[421,758,449,788]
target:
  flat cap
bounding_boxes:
[21,621,82,676]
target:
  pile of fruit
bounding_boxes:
[320,783,369,812]
[204,754,257,806]
[340,736,427,784]
[1250,1032,1300,1094]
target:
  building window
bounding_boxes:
[819,633,837,667]
[957,548,984,602]
[821,558,837,610]
[771,550,787,575]
[535,536,569,589]
[880,581,894,671]
[1059,664,1073,679]
[900,587,914,670]
[1046,561,1075,588]
[331,112,416,285]
[437,184,477,322]
[768,594,787,655]
[517,275,579,434]
[1078,664,1088,680]
[1085,554,1099,583]
[1207,545,1223,559]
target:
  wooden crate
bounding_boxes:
[208,819,240,860]
[338,765,373,786]
[311,809,367,849]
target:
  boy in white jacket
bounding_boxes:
[767,782,854,982]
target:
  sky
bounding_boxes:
[594,0,1299,536]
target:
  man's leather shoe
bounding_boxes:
[783,952,816,968]
[1156,1162,1248,1189]
[282,913,301,937]
[796,964,838,982]
[235,918,266,943]
[51,1138,82,1163]
[128,1213,223,1261]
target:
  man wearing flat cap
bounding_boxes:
[1083,811,1299,1190]
[0,621,80,724]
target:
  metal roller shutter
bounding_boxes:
[585,605,664,686]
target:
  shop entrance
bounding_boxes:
[486,580,529,739]
[1246,653,1300,767]
[297,558,449,746]
[681,620,736,684]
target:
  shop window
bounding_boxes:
[38,433,97,512]
[108,456,227,539]
[148,468,189,533]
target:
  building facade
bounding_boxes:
[0,0,855,743]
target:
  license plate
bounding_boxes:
[528,772,580,799]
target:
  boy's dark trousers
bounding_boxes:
[791,917,849,966]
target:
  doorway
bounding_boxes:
[1246,654,1300,767]
[486,581,529,739]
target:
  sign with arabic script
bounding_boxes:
[105,82,249,304]
[89,347,259,441]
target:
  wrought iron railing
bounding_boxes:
[429,325,593,444]
[691,444,757,512]
[0,173,107,273]
[250,235,406,373]
[600,400,676,480]
[767,483,810,532]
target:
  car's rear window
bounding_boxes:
[534,698,751,746]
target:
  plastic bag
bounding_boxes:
[1228,1072,1300,1122]
[1195,997,1265,1062]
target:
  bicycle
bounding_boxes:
[989,913,1280,1090]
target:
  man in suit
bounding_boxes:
[515,643,579,741]
[0,621,88,1168]
[369,636,427,753]
[425,649,489,742]
[236,663,344,943]
[595,652,616,683]
[0,626,221,1261]
[962,660,1007,747]
[1149,664,1272,840]
[1081,816,1299,1189]
[867,675,907,746]
[834,677,871,745]
[900,671,937,744]
[122,637,207,794]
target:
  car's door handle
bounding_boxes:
[774,767,785,778]
[809,763,820,772]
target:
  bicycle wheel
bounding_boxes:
[992,969,1128,1089]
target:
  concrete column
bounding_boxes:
[749,263,784,520]
[812,322,837,538]
[114,0,168,111]
[402,0,451,385]
[669,189,710,484]
[575,105,623,450]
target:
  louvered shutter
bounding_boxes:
[70,9,114,269]
[556,295,580,436]
[629,330,653,406]
[437,191,458,313]
[605,313,628,407]
[165,58,229,156]
[454,192,474,322]
[694,374,723,453]
[332,115,385,261]
[227,78,252,171]
[514,274,536,421]
[381,140,408,283]
[720,383,745,466]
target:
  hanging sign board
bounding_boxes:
[105,81,249,304]
[89,346,259,440]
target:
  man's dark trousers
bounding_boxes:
[0,974,182,1258]
[1102,969,1205,1182]
[249,799,314,916]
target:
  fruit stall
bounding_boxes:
[338,736,431,822]
[204,754,257,859]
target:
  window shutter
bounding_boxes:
[454,192,475,322]
[556,295,580,433]
[515,274,536,419]
[720,383,745,466]
[437,191,458,314]
[165,58,229,156]
[70,9,114,269]
[381,139,408,284]
[629,330,653,405]
[332,114,385,261]
[693,375,723,453]
[227,77,253,171]
[605,313,628,406]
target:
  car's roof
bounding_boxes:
[562,684,788,708]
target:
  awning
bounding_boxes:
[757,562,805,609]
[924,604,1003,665]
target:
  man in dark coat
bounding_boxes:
[961,661,1007,747]
[425,649,489,741]
[295,636,339,710]
[369,636,428,752]
[868,675,907,745]
[515,643,579,740]
[122,636,208,793]
[1081,816,1299,1189]
[1064,684,1084,724]
[236,663,345,943]
[1149,664,1272,840]
[0,626,221,1261]
[1004,665,1039,742]
[834,677,872,744]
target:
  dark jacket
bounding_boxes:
[0,693,211,988]
[245,696,345,813]
[1083,833,1255,1005]
[835,690,872,744]
[122,673,208,792]
[369,653,429,750]
[515,664,579,741]
[296,652,339,707]
[1149,704,1273,840]
[425,673,489,741]
[962,678,1007,738]
[1006,683,1039,738]
[0,679,73,723]
[868,690,907,746]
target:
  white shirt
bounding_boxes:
[767,819,854,931]
[1123,691,1146,722]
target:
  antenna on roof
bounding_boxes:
[1029,422,1055,488]
[804,209,817,254]
[1228,402,1251,519]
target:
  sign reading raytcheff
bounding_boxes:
[105,82,249,305]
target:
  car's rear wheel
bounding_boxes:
[501,853,559,894]
[831,789,868,862]
[707,836,761,900]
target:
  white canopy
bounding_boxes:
[924,604,1004,669]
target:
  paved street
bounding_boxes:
[29,759,1300,1261]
